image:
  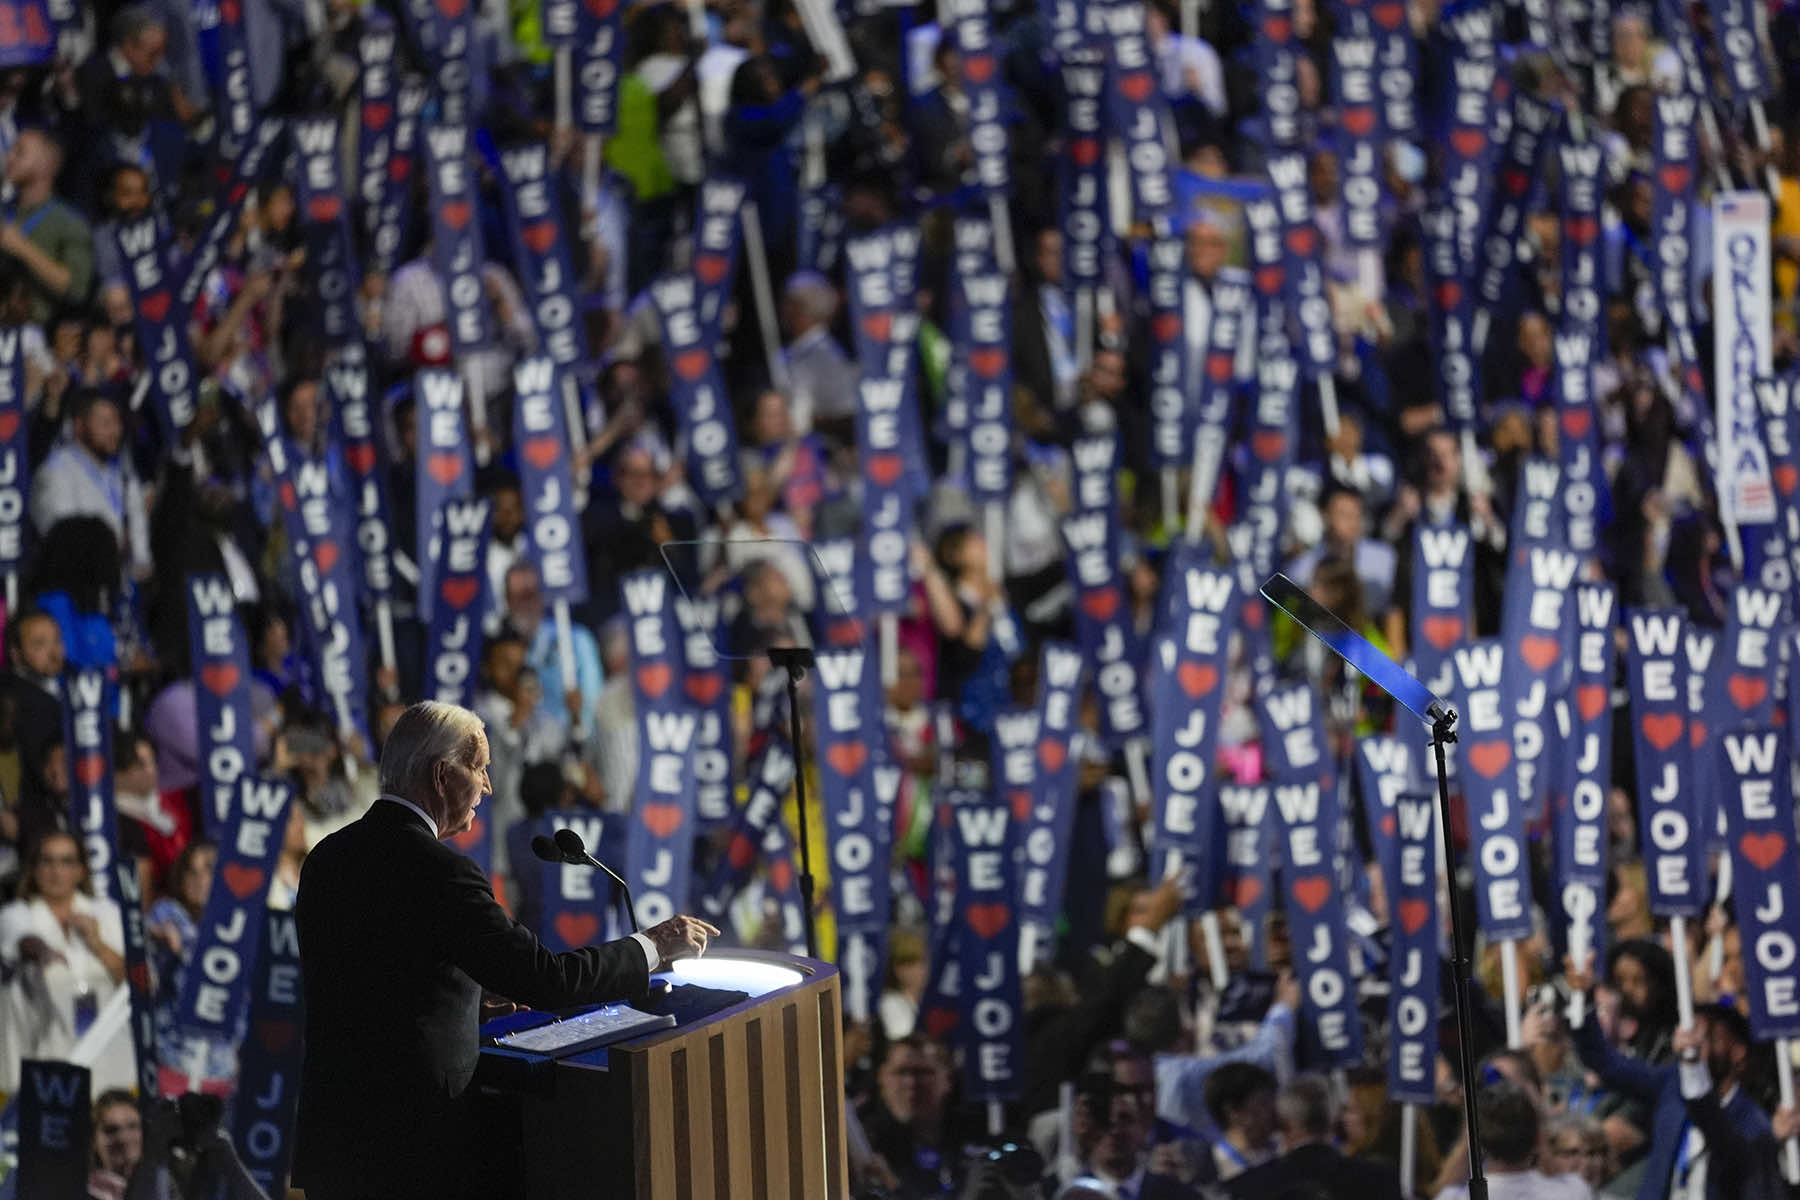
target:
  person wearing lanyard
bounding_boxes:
[1569,953,1779,1200]
[29,389,152,579]
[0,128,94,324]
[1666,1008,1784,1200]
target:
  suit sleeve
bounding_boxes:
[1569,1010,1671,1106]
[433,849,650,1009]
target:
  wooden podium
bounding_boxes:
[478,952,848,1199]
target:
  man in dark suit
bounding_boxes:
[1569,975,1778,1200]
[1224,1074,1401,1200]
[293,701,719,1200]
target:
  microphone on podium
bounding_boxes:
[531,830,643,934]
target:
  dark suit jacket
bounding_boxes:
[1572,1015,1775,1200]
[1224,1142,1403,1200]
[293,799,651,1199]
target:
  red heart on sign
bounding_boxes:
[388,156,411,183]
[1561,407,1592,440]
[1741,831,1787,871]
[221,0,240,22]
[1659,164,1691,193]
[1082,587,1120,622]
[868,454,904,487]
[862,311,892,342]
[1207,352,1233,383]
[673,348,710,382]
[1467,739,1512,780]
[76,753,105,789]
[1151,312,1181,343]
[1398,897,1431,935]
[1566,215,1598,246]
[1255,265,1284,295]
[1688,720,1707,749]
[966,902,1011,939]
[314,541,340,576]
[1284,226,1316,257]
[1038,738,1067,772]
[695,254,729,286]
[427,452,464,485]
[201,663,240,697]
[1421,615,1463,651]
[1010,790,1032,821]
[1119,73,1153,104]
[510,436,557,473]
[440,576,479,610]
[1730,673,1769,711]
[1450,128,1486,158]
[437,0,466,16]
[969,347,1007,379]
[364,101,392,131]
[307,193,341,223]
[1778,463,1800,496]
[636,663,672,698]
[1502,166,1529,198]
[128,962,150,994]
[139,291,171,323]
[1292,875,1331,913]
[1577,683,1607,722]
[345,442,376,475]
[1263,14,1292,41]
[0,411,18,442]
[924,1007,959,1039]
[255,1019,298,1055]
[1380,813,1396,838]
[827,741,867,776]
[685,673,723,706]
[522,221,558,255]
[1070,137,1101,168]
[727,832,756,869]
[555,912,599,946]
[1372,0,1404,27]
[1341,107,1376,138]
[1640,712,1683,751]
[585,0,617,16]
[964,54,996,84]
[440,199,472,231]
[1231,876,1262,907]
[223,863,266,900]
[1252,431,1287,463]
[642,803,684,838]
[1178,662,1218,698]
[1519,634,1560,673]
[1435,280,1463,311]
[768,858,793,893]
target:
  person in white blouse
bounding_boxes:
[0,829,127,1092]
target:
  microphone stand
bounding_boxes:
[768,646,819,959]
[1430,701,1488,1200]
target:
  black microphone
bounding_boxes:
[553,828,642,935]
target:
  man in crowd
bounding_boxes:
[31,389,150,576]
[2,127,93,322]
[1226,1074,1401,1200]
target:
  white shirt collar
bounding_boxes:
[380,793,439,840]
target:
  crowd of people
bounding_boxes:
[0,0,1791,1196]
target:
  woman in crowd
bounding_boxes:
[0,829,127,1091]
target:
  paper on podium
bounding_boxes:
[494,1003,675,1057]
[1260,573,1453,728]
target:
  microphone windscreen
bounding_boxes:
[553,827,587,858]
[530,835,561,863]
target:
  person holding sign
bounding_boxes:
[293,701,719,1200]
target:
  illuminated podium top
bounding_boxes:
[475,951,848,1200]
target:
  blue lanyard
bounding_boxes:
[69,447,123,517]
[11,201,54,238]
[1676,1120,1700,1185]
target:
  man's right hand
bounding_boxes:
[645,915,722,966]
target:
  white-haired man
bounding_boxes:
[294,701,718,1200]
